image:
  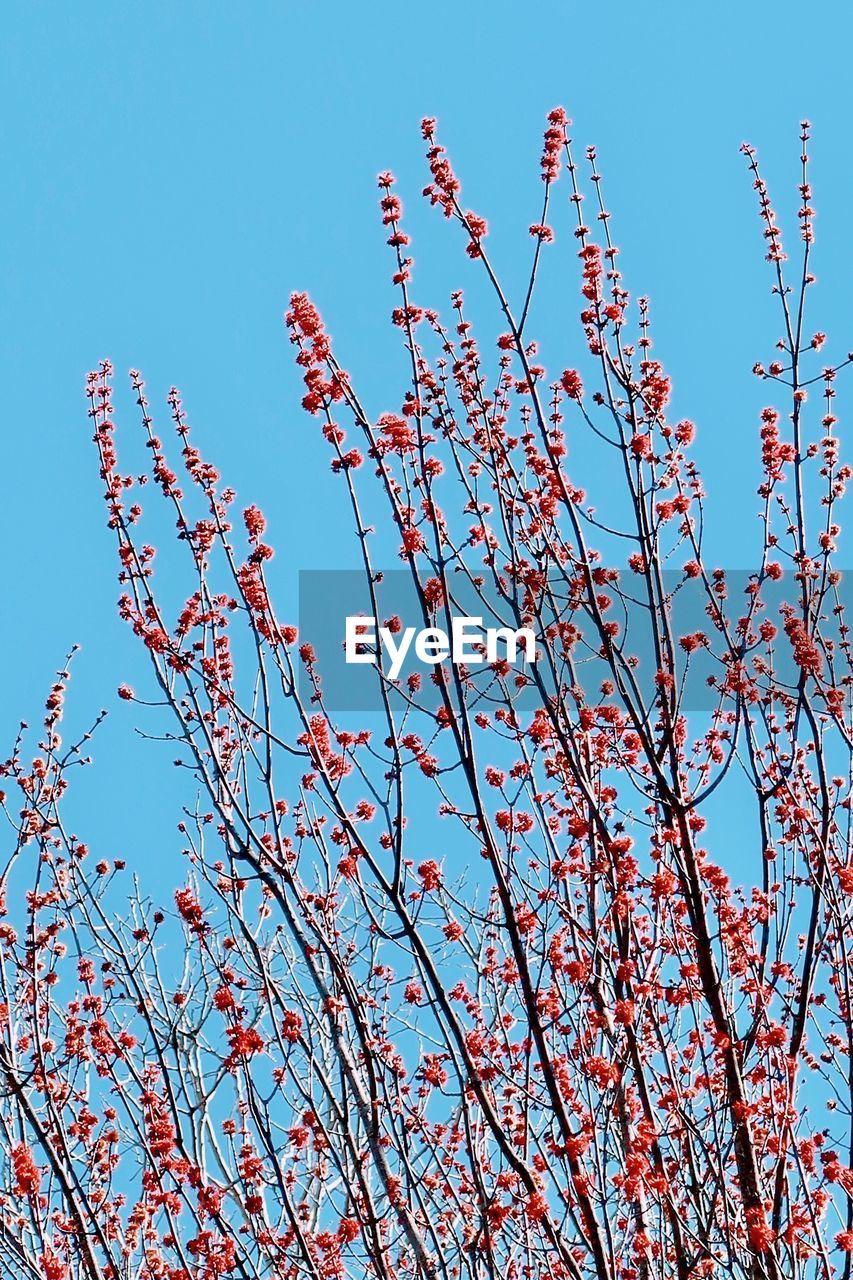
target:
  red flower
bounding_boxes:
[560,369,583,400]
[12,1144,40,1198]
[417,860,442,891]
[243,504,266,542]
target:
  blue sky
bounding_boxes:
[3,0,853,869]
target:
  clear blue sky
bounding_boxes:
[3,0,852,867]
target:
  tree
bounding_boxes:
[0,109,851,1280]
